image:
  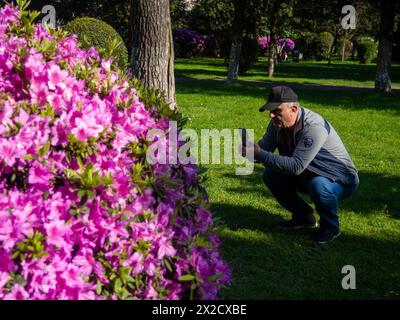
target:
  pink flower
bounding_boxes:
[24,53,43,80]
[3,284,30,300]
[0,138,23,166]
[157,238,176,259]
[28,162,54,187]
[0,250,14,272]
[0,5,19,25]
[144,280,158,300]
[60,264,83,289]
[47,64,68,90]
[45,219,71,248]
[0,3,231,300]
[124,252,143,275]
[195,206,213,232]
[47,93,64,114]
[71,115,103,141]
[30,83,49,106]
[101,59,111,72]
[0,271,10,291]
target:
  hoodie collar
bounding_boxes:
[293,107,305,135]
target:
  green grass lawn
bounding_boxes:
[175,57,400,88]
[175,59,400,299]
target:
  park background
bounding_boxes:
[19,0,400,299]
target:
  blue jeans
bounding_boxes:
[262,169,358,231]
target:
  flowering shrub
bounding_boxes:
[258,36,270,55]
[279,38,295,53]
[173,28,205,58]
[201,35,220,58]
[0,2,230,300]
[258,36,295,55]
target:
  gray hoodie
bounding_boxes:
[257,107,359,186]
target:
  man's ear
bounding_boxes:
[290,104,299,112]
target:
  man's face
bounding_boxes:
[269,103,298,129]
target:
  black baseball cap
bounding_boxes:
[259,86,298,112]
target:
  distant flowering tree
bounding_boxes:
[258,36,295,56]
[201,35,220,58]
[0,2,230,300]
[281,38,295,52]
[173,28,205,58]
[258,36,270,55]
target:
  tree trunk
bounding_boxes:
[375,1,396,93]
[268,0,281,78]
[130,0,176,108]
[268,42,276,78]
[327,33,337,66]
[227,35,242,82]
[341,39,346,62]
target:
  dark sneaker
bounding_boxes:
[317,228,341,244]
[277,219,318,230]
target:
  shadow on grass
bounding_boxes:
[217,226,400,299]
[176,68,227,78]
[175,58,400,85]
[210,202,281,233]
[218,168,400,219]
[175,57,226,68]
[210,167,400,299]
[246,61,400,84]
[176,80,400,114]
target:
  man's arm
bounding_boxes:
[255,124,329,175]
[258,121,277,152]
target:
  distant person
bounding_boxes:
[279,50,288,62]
[244,86,359,244]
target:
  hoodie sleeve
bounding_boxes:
[255,123,329,176]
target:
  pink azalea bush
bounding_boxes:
[258,36,295,55]
[0,3,230,300]
[258,36,270,55]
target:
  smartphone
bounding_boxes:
[239,128,247,149]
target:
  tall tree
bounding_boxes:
[227,0,245,82]
[227,0,269,81]
[267,0,283,77]
[375,0,397,93]
[129,0,176,108]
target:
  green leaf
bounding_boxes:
[163,258,173,273]
[87,190,94,200]
[79,194,88,206]
[114,277,122,293]
[178,274,196,281]
[207,273,224,283]
[22,154,35,160]
[77,190,86,198]
[96,280,102,295]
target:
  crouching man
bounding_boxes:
[246,86,359,244]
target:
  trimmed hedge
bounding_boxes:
[356,37,377,64]
[65,17,129,69]
[312,32,334,61]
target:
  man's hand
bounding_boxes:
[241,141,261,160]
